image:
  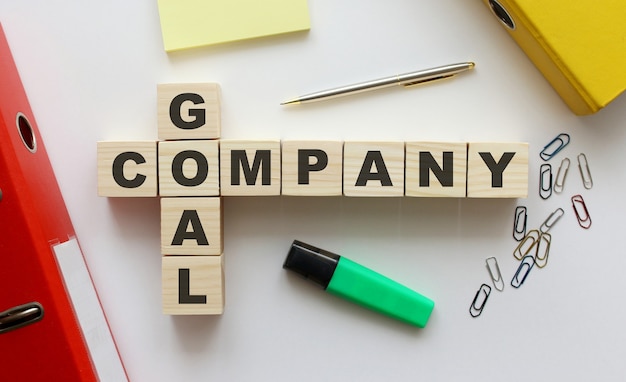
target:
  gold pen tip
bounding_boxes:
[280,99,301,106]
[468,62,476,69]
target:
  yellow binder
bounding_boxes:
[484,0,626,115]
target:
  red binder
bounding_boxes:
[0,24,128,381]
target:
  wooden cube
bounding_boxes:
[343,141,404,197]
[157,83,221,140]
[158,140,220,197]
[97,141,158,197]
[162,255,224,315]
[406,142,467,197]
[282,141,343,196]
[467,142,528,198]
[161,197,223,255]
[220,140,281,196]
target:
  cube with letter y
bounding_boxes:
[466,142,528,198]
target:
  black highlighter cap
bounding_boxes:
[283,240,340,289]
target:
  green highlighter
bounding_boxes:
[283,240,434,328]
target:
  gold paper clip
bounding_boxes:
[572,194,592,229]
[540,133,570,161]
[486,257,504,291]
[577,153,593,189]
[513,206,527,242]
[539,164,552,199]
[511,255,535,288]
[513,229,540,260]
[470,284,491,318]
[553,157,570,194]
[540,207,564,234]
[534,233,551,268]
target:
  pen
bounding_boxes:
[281,61,475,105]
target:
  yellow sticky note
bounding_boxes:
[157,0,310,52]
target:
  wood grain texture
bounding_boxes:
[466,142,528,198]
[343,141,404,197]
[281,140,343,196]
[220,140,281,196]
[157,83,221,141]
[162,255,224,315]
[97,141,158,197]
[161,197,223,255]
[158,139,220,197]
[405,142,467,197]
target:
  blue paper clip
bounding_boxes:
[469,284,491,317]
[540,133,570,161]
[511,255,535,288]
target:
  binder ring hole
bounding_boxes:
[489,0,515,30]
[16,113,37,153]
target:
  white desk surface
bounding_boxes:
[2,1,626,381]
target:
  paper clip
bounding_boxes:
[511,255,535,288]
[486,257,504,291]
[540,133,570,161]
[577,153,593,189]
[513,229,540,260]
[553,157,570,194]
[539,164,553,199]
[572,194,592,229]
[513,206,527,242]
[469,284,491,318]
[534,233,551,268]
[539,207,564,234]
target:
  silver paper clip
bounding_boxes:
[534,233,551,268]
[513,229,540,260]
[540,133,570,161]
[486,257,504,291]
[577,153,593,189]
[513,206,527,242]
[539,207,564,234]
[511,255,535,288]
[553,157,570,194]
[572,194,592,229]
[470,283,491,318]
[539,164,553,199]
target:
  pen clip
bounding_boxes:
[401,74,455,88]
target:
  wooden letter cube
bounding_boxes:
[467,142,529,198]
[343,141,405,197]
[162,255,224,315]
[158,140,220,197]
[157,83,221,140]
[97,141,158,197]
[220,140,281,196]
[405,142,467,197]
[161,197,223,255]
[282,141,343,196]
